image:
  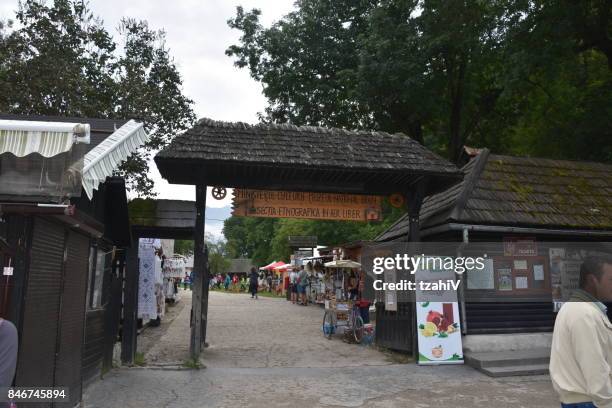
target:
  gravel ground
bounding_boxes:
[84,291,558,408]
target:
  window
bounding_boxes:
[87,244,111,309]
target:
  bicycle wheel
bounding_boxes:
[352,315,364,343]
[322,311,334,340]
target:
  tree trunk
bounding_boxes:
[449,57,467,164]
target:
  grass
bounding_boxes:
[134,352,146,367]
[182,358,202,369]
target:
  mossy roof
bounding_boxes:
[377,149,612,241]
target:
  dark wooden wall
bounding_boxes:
[82,309,106,383]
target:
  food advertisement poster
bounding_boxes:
[416,301,463,364]
[415,257,463,365]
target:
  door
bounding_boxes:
[15,217,65,408]
[54,230,89,407]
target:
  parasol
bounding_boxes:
[324,260,361,268]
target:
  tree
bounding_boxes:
[0,0,195,196]
[174,239,194,256]
[227,0,513,162]
[226,0,376,128]
[223,200,404,264]
[205,233,231,276]
[114,18,196,194]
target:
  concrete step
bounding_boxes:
[479,363,550,377]
[464,347,550,369]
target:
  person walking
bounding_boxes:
[249,267,259,299]
[289,268,298,304]
[550,256,612,408]
[297,265,309,306]
[0,318,18,408]
[224,274,231,291]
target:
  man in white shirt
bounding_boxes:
[550,256,612,408]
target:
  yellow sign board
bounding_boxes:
[232,189,382,222]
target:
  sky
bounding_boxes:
[1,0,296,238]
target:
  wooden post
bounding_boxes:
[406,178,426,358]
[121,245,139,364]
[407,179,426,242]
[190,184,207,359]
[201,245,210,346]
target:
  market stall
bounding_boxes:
[162,254,185,303]
[320,260,373,343]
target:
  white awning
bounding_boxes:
[83,119,150,199]
[0,120,90,157]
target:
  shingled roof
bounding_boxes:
[155,118,462,196]
[376,149,612,241]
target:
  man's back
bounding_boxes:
[550,301,612,407]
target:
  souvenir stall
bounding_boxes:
[321,260,373,343]
[305,260,326,304]
[162,255,185,303]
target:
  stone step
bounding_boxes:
[464,348,550,369]
[479,363,550,377]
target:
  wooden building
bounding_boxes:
[0,115,149,406]
[376,148,612,338]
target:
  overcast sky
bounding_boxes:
[1,0,296,237]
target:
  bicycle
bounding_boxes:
[322,301,364,343]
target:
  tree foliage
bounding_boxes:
[223,201,404,265]
[0,0,195,196]
[227,0,611,163]
[225,0,611,264]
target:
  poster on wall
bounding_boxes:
[503,237,537,257]
[561,260,581,301]
[415,257,463,365]
[384,267,397,312]
[467,258,494,289]
[515,276,529,289]
[497,267,513,291]
[549,248,565,309]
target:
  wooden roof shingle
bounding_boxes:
[155,118,462,196]
[376,149,612,241]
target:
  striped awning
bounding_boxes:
[0,120,90,157]
[83,119,150,199]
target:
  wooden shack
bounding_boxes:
[376,148,612,334]
[0,114,148,406]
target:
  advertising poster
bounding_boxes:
[415,257,463,365]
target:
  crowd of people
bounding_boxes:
[208,268,282,298]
